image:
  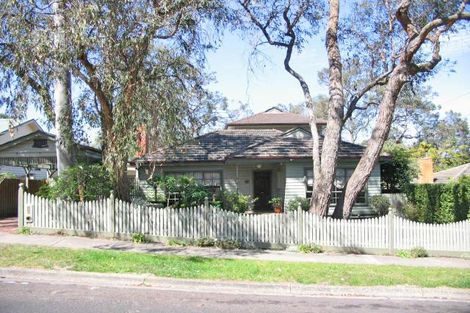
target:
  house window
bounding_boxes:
[164,171,222,205]
[33,139,48,148]
[305,168,367,206]
[167,171,222,188]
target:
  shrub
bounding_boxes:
[17,227,31,235]
[381,143,418,193]
[410,247,428,258]
[401,202,421,221]
[38,164,113,201]
[221,191,255,213]
[396,247,428,258]
[299,244,323,254]
[404,178,470,223]
[167,239,192,246]
[286,197,310,212]
[132,233,149,244]
[215,239,241,250]
[149,175,210,208]
[395,250,411,258]
[194,238,216,247]
[370,195,391,216]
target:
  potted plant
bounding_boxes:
[269,196,283,213]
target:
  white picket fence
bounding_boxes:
[18,189,470,253]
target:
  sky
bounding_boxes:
[5,15,470,141]
[206,28,470,121]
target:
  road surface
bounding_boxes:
[1,279,469,313]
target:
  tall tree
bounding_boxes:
[337,0,470,218]
[53,0,76,173]
[1,1,225,199]
[236,0,347,216]
[67,1,223,198]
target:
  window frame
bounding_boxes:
[32,139,49,148]
[304,167,368,206]
[163,170,223,189]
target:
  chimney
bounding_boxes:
[418,157,434,184]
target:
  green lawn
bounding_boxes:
[1,244,469,288]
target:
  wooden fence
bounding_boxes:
[18,186,470,253]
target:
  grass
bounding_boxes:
[0,244,469,288]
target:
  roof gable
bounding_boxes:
[0,119,44,145]
[226,108,326,128]
[282,127,312,139]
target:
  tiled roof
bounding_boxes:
[227,110,326,126]
[230,133,366,159]
[433,163,470,183]
[138,129,367,163]
[140,129,282,163]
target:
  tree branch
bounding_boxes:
[406,1,470,59]
[396,0,418,38]
[155,12,183,39]
[343,68,393,122]
[239,1,290,47]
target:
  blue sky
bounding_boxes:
[206,28,470,120]
[10,20,470,141]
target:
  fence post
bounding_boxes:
[109,191,116,236]
[18,183,25,228]
[204,196,209,238]
[388,208,395,255]
[297,204,303,245]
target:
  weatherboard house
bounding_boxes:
[134,108,382,216]
[0,119,101,183]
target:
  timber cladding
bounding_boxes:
[0,179,44,218]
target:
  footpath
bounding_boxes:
[1,231,469,268]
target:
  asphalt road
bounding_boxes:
[1,279,469,313]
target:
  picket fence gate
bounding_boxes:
[17,185,470,253]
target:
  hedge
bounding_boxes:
[404,176,470,224]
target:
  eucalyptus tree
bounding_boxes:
[335,0,470,218]
[1,0,75,173]
[236,0,343,216]
[236,0,470,218]
[1,0,225,199]
[67,0,224,198]
[53,0,76,173]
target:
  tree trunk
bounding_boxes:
[310,0,344,217]
[53,1,76,174]
[339,64,408,218]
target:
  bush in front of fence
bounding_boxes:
[404,176,470,224]
[396,247,428,258]
[298,244,323,254]
[37,164,113,202]
[286,197,310,212]
[369,195,391,216]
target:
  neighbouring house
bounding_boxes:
[0,119,101,184]
[133,108,383,217]
[433,162,470,184]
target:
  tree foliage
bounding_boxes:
[1,0,226,199]
[404,176,470,224]
[410,111,470,171]
[38,164,113,202]
[381,142,418,193]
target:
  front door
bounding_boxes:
[253,171,272,212]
